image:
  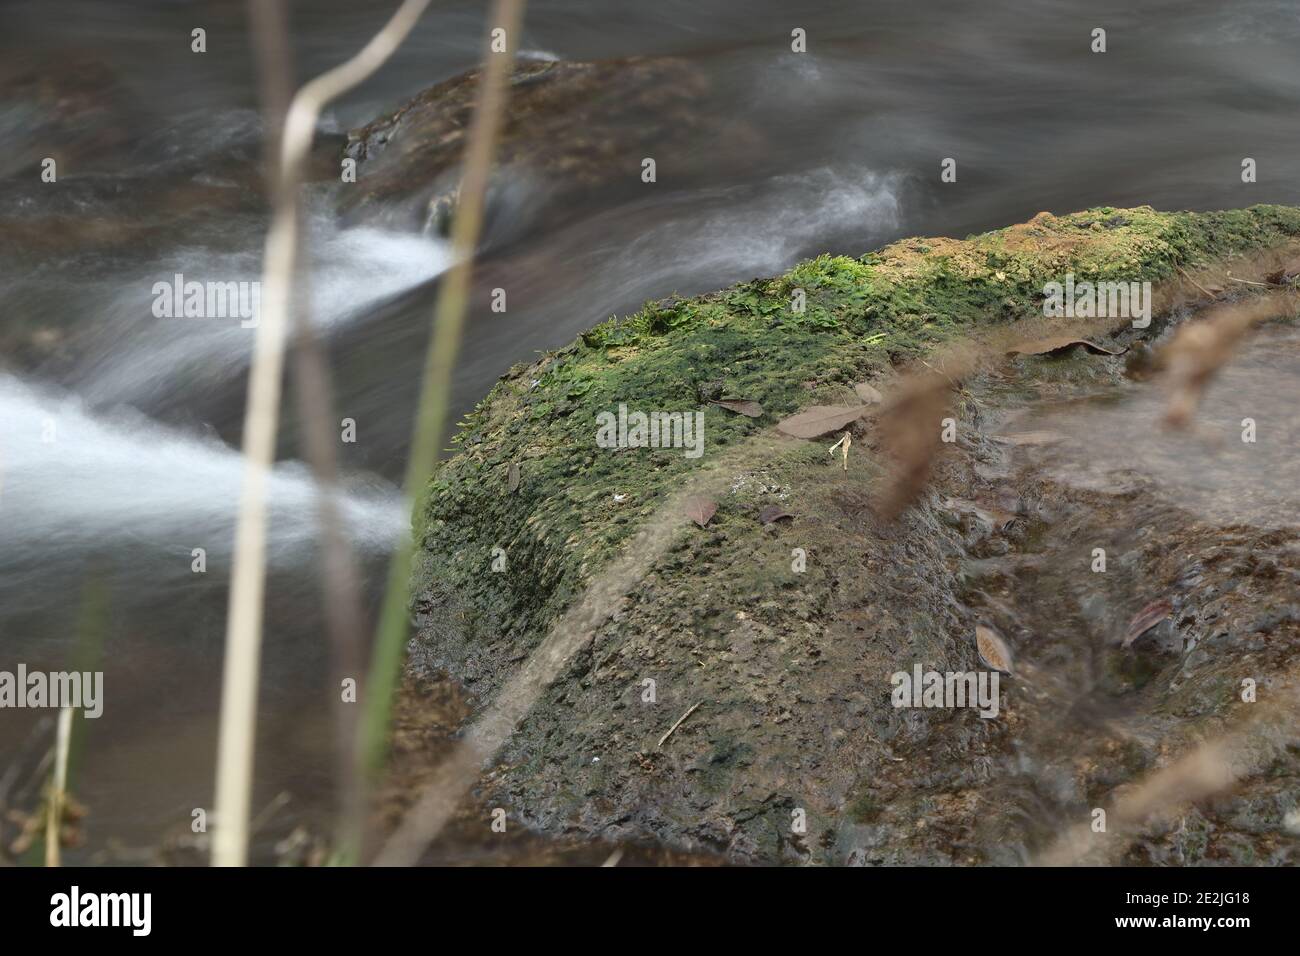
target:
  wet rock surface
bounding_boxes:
[408,208,1300,864]
[340,56,751,241]
[0,52,139,180]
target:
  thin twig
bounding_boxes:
[44,707,73,867]
[360,0,527,787]
[1175,264,1217,299]
[246,0,372,868]
[657,702,702,749]
[917,358,957,388]
[372,458,753,866]
[213,0,436,868]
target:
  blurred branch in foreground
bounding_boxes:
[44,707,73,867]
[1158,292,1295,428]
[246,0,373,867]
[360,0,526,822]
[1035,663,1299,865]
[214,0,436,868]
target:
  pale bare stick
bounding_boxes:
[44,707,73,867]
[360,0,527,788]
[245,0,373,867]
[1175,264,1217,299]
[658,702,702,749]
[213,0,436,868]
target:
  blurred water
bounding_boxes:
[2,0,1299,861]
[1027,326,1300,529]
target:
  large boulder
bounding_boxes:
[409,205,1300,863]
[340,56,754,241]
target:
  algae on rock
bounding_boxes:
[408,205,1300,863]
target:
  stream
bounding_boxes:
[2,0,1299,862]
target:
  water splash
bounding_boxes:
[0,374,406,568]
[76,218,452,404]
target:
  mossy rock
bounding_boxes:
[410,205,1300,863]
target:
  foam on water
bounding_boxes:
[0,374,407,567]
[77,217,453,404]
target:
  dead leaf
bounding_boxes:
[775,405,872,439]
[710,398,764,418]
[507,461,521,493]
[1123,598,1173,649]
[1007,336,1124,357]
[976,625,1014,674]
[757,505,793,525]
[1265,258,1300,285]
[828,431,852,471]
[853,381,884,405]
[685,496,717,528]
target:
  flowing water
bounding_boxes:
[2,0,1299,861]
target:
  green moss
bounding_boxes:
[848,789,883,823]
[415,205,1300,652]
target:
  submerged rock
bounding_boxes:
[340,56,750,240]
[409,205,1300,864]
[0,52,138,180]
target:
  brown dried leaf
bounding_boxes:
[710,398,764,418]
[757,505,793,525]
[1007,336,1123,357]
[976,625,1014,674]
[775,404,872,439]
[507,461,521,493]
[1123,598,1173,649]
[853,381,884,405]
[685,496,717,528]
[1265,257,1300,285]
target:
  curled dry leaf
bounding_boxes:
[828,430,852,471]
[976,624,1014,675]
[1006,336,1124,357]
[1159,296,1286,428]
[775,404,872,439]
[853,381,884,405]
[1123,598,1173,649]
[507,461,521,493]
[709,398,764,418]
[684,495,718,528]
[757,505,793,525]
